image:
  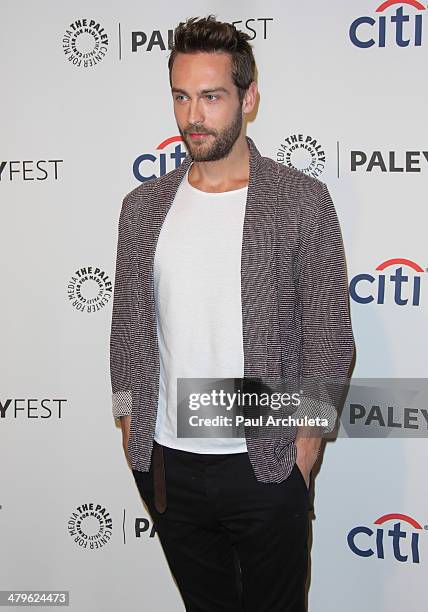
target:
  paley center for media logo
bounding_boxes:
[68,505,159,547]
[349,258,425,305]
[62,18,109,68]
[350,0,425,48]
[67,266,112,314]
[68,503,113,549]
[348,513,426,563]
[276,135,326,179]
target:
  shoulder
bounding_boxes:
[259,155,331,223]
[260,154,326,196]
[120,161,187,214]
[121,176,157,211]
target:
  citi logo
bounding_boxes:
[133,136,187,182]
[348,513,425,563]
[350,0,425,48]
[349,258,424,305]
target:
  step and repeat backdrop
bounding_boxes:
[1,1,427,610]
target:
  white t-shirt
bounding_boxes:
[153,164,248,453]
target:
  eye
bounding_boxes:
[174,94,187,101]
[205,94,218,101]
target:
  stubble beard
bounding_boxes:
[179,105,243,162]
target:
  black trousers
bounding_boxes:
[132,441,310,612]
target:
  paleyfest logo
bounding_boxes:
[348,513,426,563]
[133,136,188,182]
[276,134,326,179]
[350,0,425,48]
[349,258,425,306]
[350,148,428,173]
[62,18,109,68]
[129,18,274,54]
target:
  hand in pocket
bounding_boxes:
[295,459,310,490]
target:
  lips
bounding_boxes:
[189,133,209,139]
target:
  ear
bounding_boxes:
[242,81,258,114]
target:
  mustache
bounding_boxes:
[184,126,216,135]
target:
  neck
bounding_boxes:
[188,135,250,192]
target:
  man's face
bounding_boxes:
[171,52,243,162]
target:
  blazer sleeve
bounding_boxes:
[110,195,133,419]
[294,181,355,433]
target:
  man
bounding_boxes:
[110,15,355,612]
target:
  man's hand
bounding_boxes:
[294,426,323,488]
[120,415,132,469]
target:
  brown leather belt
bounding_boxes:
[152,441,167,513]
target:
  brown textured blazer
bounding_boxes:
[110,136,355,483]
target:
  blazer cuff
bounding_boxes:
[293,396,337,434]
[112,390,132,419]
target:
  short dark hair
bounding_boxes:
[168,15,256,104]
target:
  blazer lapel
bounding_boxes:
[135,154,192,330]
[242,137,278,378]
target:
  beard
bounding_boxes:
[178,105,243,162]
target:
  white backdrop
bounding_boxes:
[1,1,427,610]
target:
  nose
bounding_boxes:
[187,97,205,127]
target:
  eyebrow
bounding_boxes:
[171,87,230,96]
